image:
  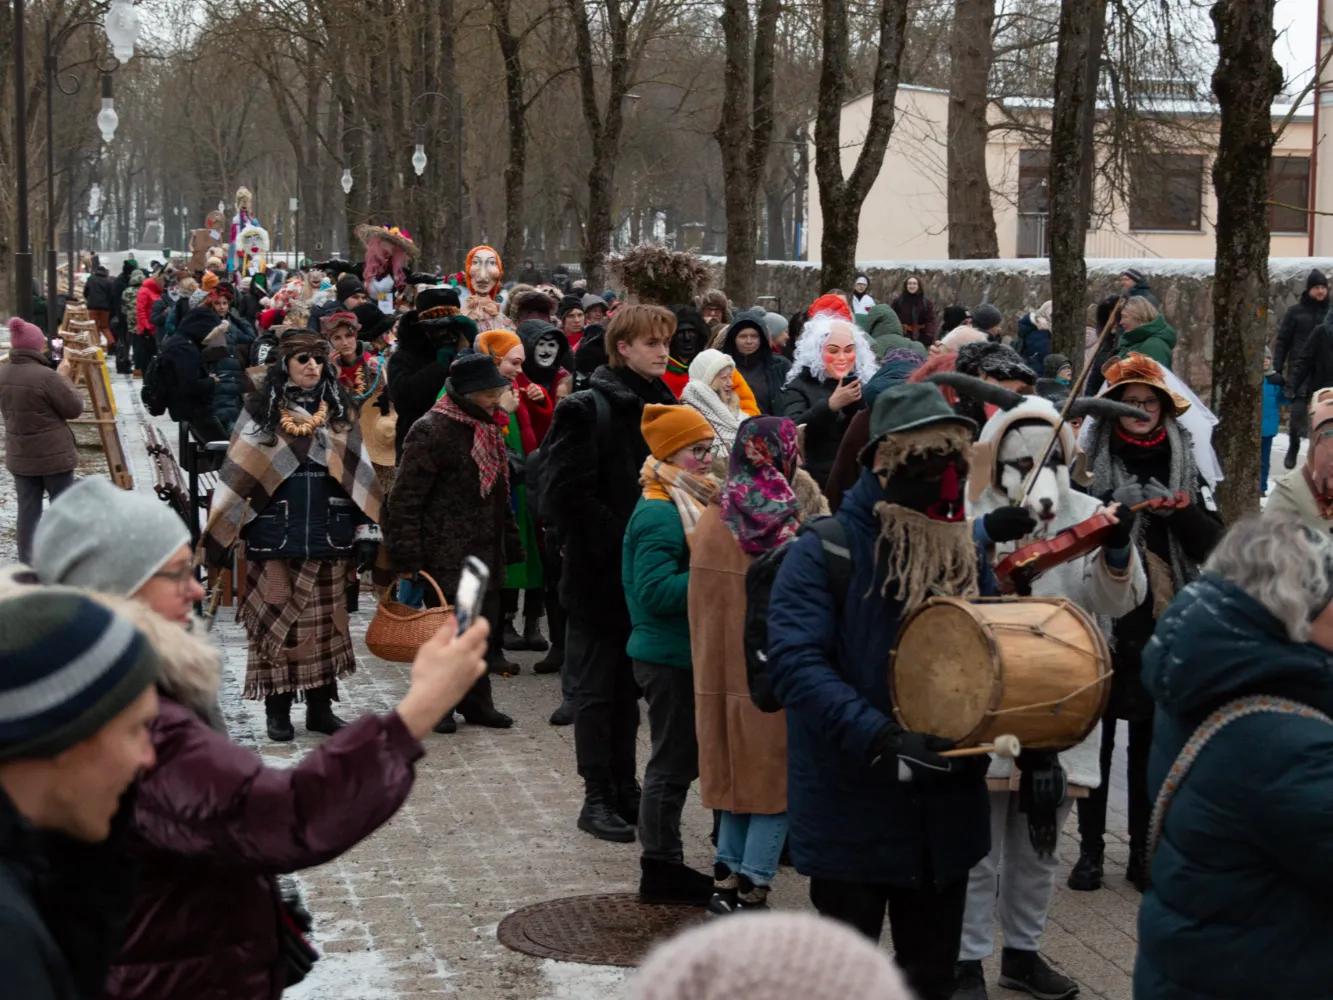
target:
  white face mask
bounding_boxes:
[533,335,560,368]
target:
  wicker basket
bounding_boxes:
[365,572,454,662]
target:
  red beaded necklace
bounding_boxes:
[1115,424,1167,448]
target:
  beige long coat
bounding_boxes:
[688,506,787,815]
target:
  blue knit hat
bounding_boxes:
[0,592,160,761]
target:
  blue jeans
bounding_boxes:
[1261,435,1274,491]
[715,810,788,886]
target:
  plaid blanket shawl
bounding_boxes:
[201,400,384,566]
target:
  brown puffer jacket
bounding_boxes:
[0,349,83,476]
[386,389,523,594]
[101,601,424,1000]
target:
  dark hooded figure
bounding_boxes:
[665,305,709,397]
[721,310,791,416]
[516,318,572,444]
[387,287,477,458]
[1272,268,1330,467]
[890,276,937,346]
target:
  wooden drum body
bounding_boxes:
[889,597,1111,751]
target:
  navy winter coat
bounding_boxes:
[765,470,993,888]
[206,310,256,434]
[1135,574,1333,1000]
[1016,312,1051,373]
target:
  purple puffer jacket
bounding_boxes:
[103,696,423,1000]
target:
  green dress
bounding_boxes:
[503,410,543,590]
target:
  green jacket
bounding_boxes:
[858,304,924,360]
[621,496,692,669]
[1118,314,1176,371]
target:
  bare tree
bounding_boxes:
[1046,0,1106,363]
[1210,0,1282,521]
[813,0,911,290]
[715,0,780,306]
[947,0,999,258]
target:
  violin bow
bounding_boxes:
[1014,295,1127,508]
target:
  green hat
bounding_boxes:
[857,382,975,468]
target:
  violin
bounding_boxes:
[994,491,1190,591]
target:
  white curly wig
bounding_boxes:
[785,312,878,386]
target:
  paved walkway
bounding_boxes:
[4,372,1147,999]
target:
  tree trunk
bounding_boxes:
[814,0,911,290]
[1210,0,1282,522]
[494,0,527,267]
[946,0,999,259]
[1047,0,1106,366]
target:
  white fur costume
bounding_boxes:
[960,395,1147,966]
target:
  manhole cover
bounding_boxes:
[498,892,706,966]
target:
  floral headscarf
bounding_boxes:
[721,417,804,555]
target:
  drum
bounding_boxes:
[889,596,1110,751]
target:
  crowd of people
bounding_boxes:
[1,241,1329,1000]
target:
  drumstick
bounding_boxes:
[940,734,1022,760]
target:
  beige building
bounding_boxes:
[807,83,1319,262]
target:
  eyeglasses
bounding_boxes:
[689,442,718,462]
[1121,396,1161,411]
[150,565,198,595]
[294,353,327,366]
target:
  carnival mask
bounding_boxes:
[533,334,561,368]
[879,451,969,522]
[467,247,501,298]
[822,328,857,379]
[671,325,702,363]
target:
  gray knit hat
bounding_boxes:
[632,912,911,1000]
[33,478,191,596]
[189,287,208,309]
[0,591,160,760]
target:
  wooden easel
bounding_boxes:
[66,348,133,488]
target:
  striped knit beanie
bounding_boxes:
[0,592,160,760]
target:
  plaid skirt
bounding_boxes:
[239,558,356,700]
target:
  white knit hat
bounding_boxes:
[631,912,911,1000]
[687,348,734,388]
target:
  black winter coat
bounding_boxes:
[542,365,678,630]
[385,390,522,594]
[1274,282,1330,398]
[1288,320,1333,403]
[83,273,117,311]
[204,311,256,433]
[722,313,791,416]
[387,311,473,458]
[158,309,219,424]
[779,370,864,489]
[246,461,368,561]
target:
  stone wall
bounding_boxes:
[713,257,1333,396]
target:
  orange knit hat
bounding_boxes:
[476,329,522,362]
[641,403,714,461]
[201,271,219,291]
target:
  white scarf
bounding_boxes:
[681,380,741,455]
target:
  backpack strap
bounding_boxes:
[1149,694,1333,858]
[802,515,852,612]
[591,386,612,438]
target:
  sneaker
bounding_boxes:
[707,864,740,916]
[1067,845,1104,891]
[953,959,988,1000]
[638,856,713,906]
[735,876,770,911]
[998,949,1078,1000]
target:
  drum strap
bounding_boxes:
[799,516,853,613]
[1149,694,1332,858]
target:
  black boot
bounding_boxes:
[265,693,295,742]
[615,778,642,826]
[1067,844,1104,891]
[953,960,988,1000]
[533,643,564,674]
[707,863,740,916]
[502,615,528,651]
[457,672,514,728]
[488,656,522,676]
[523,614,549,652]
[433,714,458,734]
[549,697,576,726]
[1126,846,1152,893]
[304,684,348,735]
[638,856,714,906]
[577,781,636,842]
[1286,439,1301,469]
[998,948,1079,1000]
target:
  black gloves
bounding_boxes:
[355,540,379,573]
[1103,500,1137,549]
[983,506,1038,544]
[870,723,956,782]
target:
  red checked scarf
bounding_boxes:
[431,393,508,497]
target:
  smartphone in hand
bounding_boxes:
[841,373,858,386]
[454,557,490,634]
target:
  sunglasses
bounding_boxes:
[293,353,327,366]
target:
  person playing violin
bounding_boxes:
[1069,352,1223,895]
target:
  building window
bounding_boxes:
[1130,153,1204,231]
[1016,150,1049,257]
[1269,156,1311,234]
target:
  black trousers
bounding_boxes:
[543,529,567,652]
[810,875,968,1000]
[1076,714,1154,852]
[1289,394,1310,451]
[567,614,640,784]
[132,332,157,372]
[634,660,698,861]
[424,582,504,716]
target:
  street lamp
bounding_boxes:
[412,131,428,177]
[104,0,141,63]
[341,169,354,195]
[97,73,118,142]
